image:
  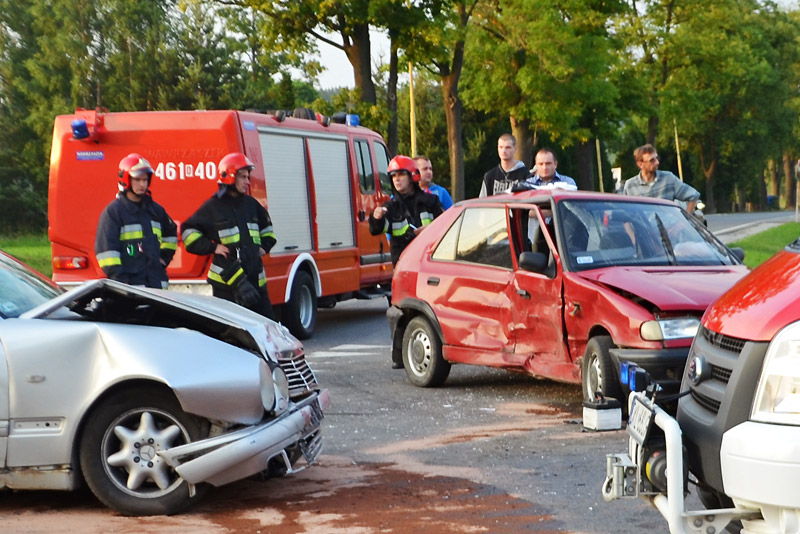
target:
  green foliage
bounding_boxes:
[3,0,800,231]
[0,233,52,276]
[729,222,800,268]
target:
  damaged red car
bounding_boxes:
[387,189,749,403]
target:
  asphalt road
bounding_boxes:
[707,210,796,243]
[304,299,665,533]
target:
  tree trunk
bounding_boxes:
[344,23,376,105]
[698,146,717,213]
[510,116,533,167]
[783,153,794,210]
[386,35,399,156]
[786,154,797,210]
[575,140,595,191]
[442,73,465,201]
[767,157,779,198]
[646,114,658,146]
[759,163,769,211]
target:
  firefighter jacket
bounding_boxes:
[369,184,443,266]
[181,189,276,292]
[94,192,177,289]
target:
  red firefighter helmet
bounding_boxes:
[387,155,420,182]
[118,153,154,190]
[218,152,255,185]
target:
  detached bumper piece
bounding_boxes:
[160,390,330,487]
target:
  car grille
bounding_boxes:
[702,326,746,354]
[690,326,744,416]
[278,350,319,398]
[690,388,721,413]
[677,325,770,493]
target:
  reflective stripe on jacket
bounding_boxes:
[181,190,276,290]
[94,192,177,289]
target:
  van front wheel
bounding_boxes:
[282,271,317,340]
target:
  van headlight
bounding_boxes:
[752,321,800,425]
[640,317,700,341]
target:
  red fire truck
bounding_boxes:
[48,108,395,338]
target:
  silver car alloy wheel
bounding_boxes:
[102,408,190,497]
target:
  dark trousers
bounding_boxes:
[212,284,275,321]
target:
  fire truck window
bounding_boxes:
[373,141,392,193]
[355,140,374,193]
[454,208,513,269]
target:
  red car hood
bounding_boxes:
[576,266,749,311]
[703,250,800,342]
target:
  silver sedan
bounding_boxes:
[0,251,329,515]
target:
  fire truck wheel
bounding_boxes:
[582,336,623,405]
[283,271,317,340]
[402,316,450,387]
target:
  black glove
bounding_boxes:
[233,279,261,309]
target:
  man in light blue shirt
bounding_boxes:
[414,155,453,209]
[517,148,577,189]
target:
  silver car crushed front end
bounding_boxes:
[8,279,331,504]
[161,389,330,486]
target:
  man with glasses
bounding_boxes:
[622,144,700,213]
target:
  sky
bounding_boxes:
[314,1,799,89]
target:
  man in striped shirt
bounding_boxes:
[622,144,700,212]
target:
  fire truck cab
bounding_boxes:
[48,108,395,338]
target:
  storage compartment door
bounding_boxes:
[259,133,313,252]
[308,138,355,249]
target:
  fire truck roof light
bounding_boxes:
[346,114,359,127]
[71,119,90,140]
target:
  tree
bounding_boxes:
[241,0,378,104]
[406,0,482,201]
[660,0,800,212]
[463,0,625,189]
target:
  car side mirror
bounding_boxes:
[729,247,745,262]
[518,251,549,273]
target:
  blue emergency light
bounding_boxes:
[71,119,90,140]
[346,114,359,127]
[620,361,650,392]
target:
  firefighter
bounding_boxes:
[181,152,277,319]
[369,154,444,266]
[94,153,177,289]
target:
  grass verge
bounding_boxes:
[0,233,52,277]
[728,222,800,269]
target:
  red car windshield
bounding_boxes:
[556,200,738,271]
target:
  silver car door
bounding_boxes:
[0,336,8,467]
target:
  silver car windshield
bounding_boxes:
[0,254,62,318]
[556,200,737,271]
